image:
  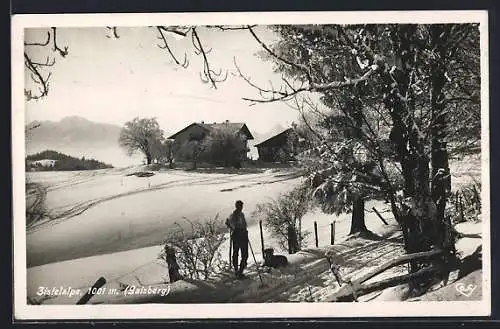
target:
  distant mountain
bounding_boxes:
[26,116,122,147]
[25,116,143,167]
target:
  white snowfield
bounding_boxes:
[25,156,483,305]
[26,168,302,267]
[31,220,403,305]
[26,166,396,304]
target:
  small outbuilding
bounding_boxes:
[254,128,304,162]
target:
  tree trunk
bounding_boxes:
[383,25,460,292]
[298,218,302,249]
[427,26,457,282]
[430,25,453,252]
[384,26,436,283]
[349,197,367,235]
[287,224,300,254]
[146,153,152,165]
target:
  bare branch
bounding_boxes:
[311,69,375,91]
[208,25,257,31]
[155,27,189,67]
[239,68,375,104]
[290,96,327,143]
[191,27,227,88]
[238,26,377,104]
[106,26,120,39]
[51,27,68,58]
[24,28,70,101]
[29,56,56,67]
[24,31,51,47]
[24,52,50,100]
[246,25,313,84]
[157,26,190,38]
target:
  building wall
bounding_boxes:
[256,130,303,162]
[173,125,208,145]
[172,125,251,162]
[257,146,281,162]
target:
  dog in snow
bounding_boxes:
[263,248,288,268]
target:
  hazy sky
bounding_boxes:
[24,26,301,136]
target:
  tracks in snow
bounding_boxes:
[228,238,405,303]
[27,171,301,233]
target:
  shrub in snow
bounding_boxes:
[253,185,311,254]
[25,180,49,228]
[159,215,227,280]
[447,180,481,224]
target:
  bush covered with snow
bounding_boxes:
[160,215,228,280]
[447,180,481,224]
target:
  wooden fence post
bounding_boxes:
[259,220,265,257]
[314,221,319,248]
[372,207,389,225]
[459,194,465,221]
[76,277,106,305]
[330,221,336,245]
[164,244,182,283]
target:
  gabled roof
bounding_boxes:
[167,122,254,140]
[167,123,208,139]
[254,128,294,147]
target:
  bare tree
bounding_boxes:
[154,139,175,168]
[118,117,164,165]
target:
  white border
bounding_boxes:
[12,10,491,320]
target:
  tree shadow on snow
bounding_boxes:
[346,229,394,242]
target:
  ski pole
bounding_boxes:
[228,230,233,269]
[248,237,264,286]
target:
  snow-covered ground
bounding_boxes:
[26,167,395,304]
[26,168,301,266]
[25,153,484,305]
[30,218,400,305]
[449,153,481,191]
[28,211,483,305]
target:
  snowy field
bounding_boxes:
[27,200,397,305]
[26,167,301,266]
[26,168,301,298]
[25,154,483,304]
[25,166,393,304]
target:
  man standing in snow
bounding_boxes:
[226,200,249,278]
